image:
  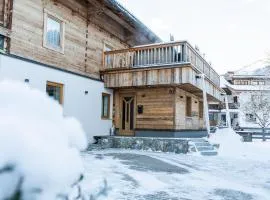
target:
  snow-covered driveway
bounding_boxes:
[81,149,270,200]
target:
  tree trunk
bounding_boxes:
[262,127,266,142]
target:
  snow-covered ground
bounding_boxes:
[81,129,270,200]
[81,147,270,200]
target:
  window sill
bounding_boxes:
[43,44,64,54]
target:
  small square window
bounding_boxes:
[43,11,65,53]
[102,93,110,119]
[46,81,64,105]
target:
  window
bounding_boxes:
[104,43,113,68]
[209,113,214,121]
[251,80,265,85]
[0,35,4,50]
[43,11,65,53]
[233,96,238,103]
[102,93,110,119]
[186,96,192,117]
[46,81,64,104]
[245,114,256,122]
[199,101,203,118]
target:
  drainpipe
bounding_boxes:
[197,74,210,135]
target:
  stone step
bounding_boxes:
[188,139,218,156]
[197,146,215,151]
[200,151,218,156]
[194,142,212,147]
[189,138,207,142]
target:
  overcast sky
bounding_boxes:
[117,0,270,74]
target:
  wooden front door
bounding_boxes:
[120,96,135,136]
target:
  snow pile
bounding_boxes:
[209,128,270,161]
[209,128,243,157]
[0,80,87,199]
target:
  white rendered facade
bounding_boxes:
[0,54,113,142]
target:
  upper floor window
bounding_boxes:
[251,80,265,85]
[104,43,113,68]
[43,11,65,53]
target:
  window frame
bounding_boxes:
[101,93,111,120]
[103,42,114,67]
[186,96,192,117]
[43,10,65,54]
[46,81,64,105]
[199,101,204,119]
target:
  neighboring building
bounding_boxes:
[214,63,270,128]
[0,0,222,142]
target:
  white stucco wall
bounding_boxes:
[0,54,113,143]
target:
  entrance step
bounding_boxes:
[188,139,218,156]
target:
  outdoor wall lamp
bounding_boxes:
[24,79,29,83]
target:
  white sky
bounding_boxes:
[117,0,270,74]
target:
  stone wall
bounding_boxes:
[92,136,189,154]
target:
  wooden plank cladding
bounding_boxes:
[2,0,160,79]
[114,87,206,133]
[103,41,220,87]
[104,65,221,101]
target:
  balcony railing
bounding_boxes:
[103,41,220,87]
[221,102,240,110]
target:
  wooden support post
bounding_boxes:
[201,74,210,135]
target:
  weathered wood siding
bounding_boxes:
[114,87,206,132]
[114,88,175,131]
[104,65,221,101]
[136,88,175,130]
[9,0,128,79]
[174,88,205,130]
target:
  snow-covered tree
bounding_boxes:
[242,92,270,141]
[0,80,88,199]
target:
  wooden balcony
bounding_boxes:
[102,41,220,86]
[102,41,221,101]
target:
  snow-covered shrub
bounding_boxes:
[0,80,87,199]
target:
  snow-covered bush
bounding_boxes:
[0,80,87,199]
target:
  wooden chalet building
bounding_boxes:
[0,0,222,141]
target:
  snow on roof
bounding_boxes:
[220,75,270,91]
[107,0,162,43]
[220,76,231,88]
[234,59,270,76]
[228,84,270,91]
[232,75,270,80]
